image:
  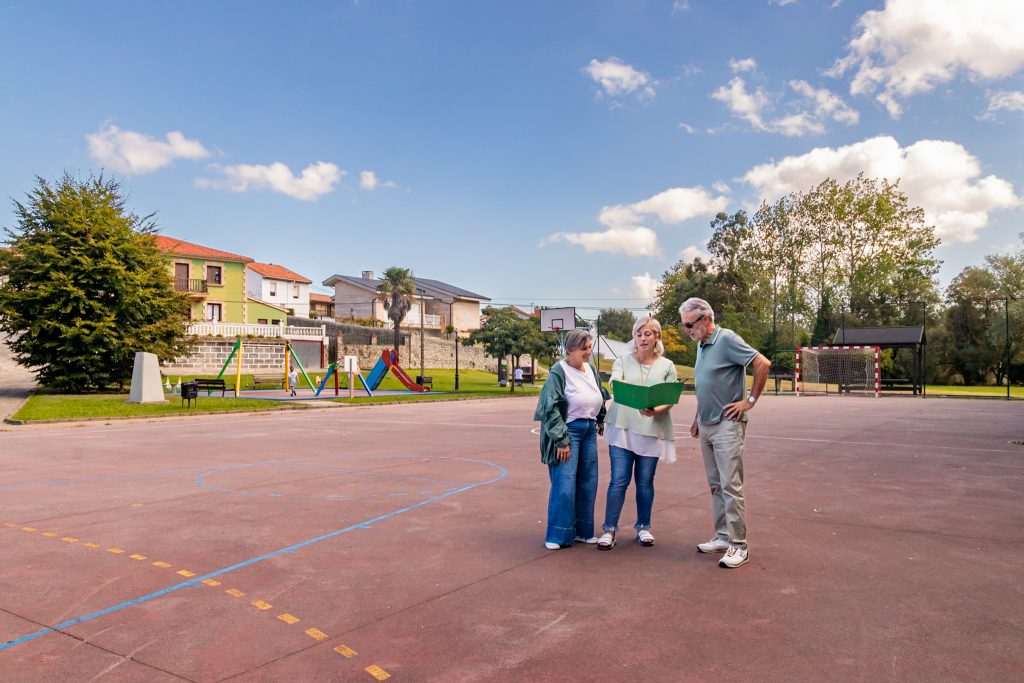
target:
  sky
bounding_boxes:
[1,0,1022,320]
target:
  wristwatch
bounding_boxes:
[747,395,756,405]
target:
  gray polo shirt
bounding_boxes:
[694,326,758,425]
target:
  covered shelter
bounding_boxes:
[832,325,927,395]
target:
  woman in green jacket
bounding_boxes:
[534,329,610,550]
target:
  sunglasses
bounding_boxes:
[682,314,705,329]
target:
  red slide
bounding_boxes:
[383,349,430,391]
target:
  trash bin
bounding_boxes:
[181,381,199,408]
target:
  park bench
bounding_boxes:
[253,374,284,390]
[194,378,227,397]
[415,375,433,389]
[769,366,795,394]
[880,378,915,391]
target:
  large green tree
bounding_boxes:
[595,308,636,341]
[0,174,190,392]
[464,306,552,392]
[376,266,416,354]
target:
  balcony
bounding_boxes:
[401,312,442,328]
[174,277,208,295]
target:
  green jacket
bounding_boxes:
[533,361,610,466]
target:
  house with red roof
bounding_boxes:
[246,262,313,318]
[154,235,289,325]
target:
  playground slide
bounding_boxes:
[382,349,430,392]
[365,353,390,391]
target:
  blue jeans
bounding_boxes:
[603,445,659,532]
[546,419,598,545]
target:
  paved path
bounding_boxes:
[0,334,35,422]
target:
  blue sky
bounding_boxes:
[2,1,1021,319]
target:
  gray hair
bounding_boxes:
[564,328,592,353]
[679,297,715,324]
[626,315,665,356]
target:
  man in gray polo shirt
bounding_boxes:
[680,297,770,568]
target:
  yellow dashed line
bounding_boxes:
[176,570,196,577]
[129,554,147,560]
[152,561,172,568]
[251,600,273,610]
[202,579,221,587]
[41,531,58,537]
[365,665,391,680]
[130,503,144,507]
[22,527,36,532]
[226,588,245,598]
[107,548,126,554]
[3,522,17,527]
[62,537,79,543]
[83,542,100,548]
[278,613,300,624]
[305,627,328,641]
[334,644,358,658]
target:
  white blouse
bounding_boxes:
[560,360,605,422]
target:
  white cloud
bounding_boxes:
[770,0,797,5]
[544,226,660,257]
[631,273,660,301]
[788,80,860,124]
[712,77,769,130]
[712,180,731,194]
[360,170,379,190]
[729,58,757,73]
[544,185,728,257]
[584,57,656,99]
[713,76,859,136]
[630,187,731,224]
[741,135,1021,243]
[679,244,711,262]
[197,161,343,201]
[671,1,691,14]
[828,0,1024,117]
[983,90,1024,119]
[679,122,698,134]
[86,124,209,175]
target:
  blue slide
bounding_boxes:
[365,352,390,391]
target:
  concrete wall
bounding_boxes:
[332,281,379,321]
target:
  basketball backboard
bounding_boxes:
[540,307,576,332]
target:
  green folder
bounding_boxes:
[611,380,685,410]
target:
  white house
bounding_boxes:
[246,262,312,318]
[322,270,490,335]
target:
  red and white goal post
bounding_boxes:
[796,345,880,398]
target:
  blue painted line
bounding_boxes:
[1,457,507,653]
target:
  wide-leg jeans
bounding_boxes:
[546,418,598,546]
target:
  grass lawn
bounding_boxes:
[11,394,298,422]
[924,384,1024,398]
[331,368,544,404]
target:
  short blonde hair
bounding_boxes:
[626,316,665,356]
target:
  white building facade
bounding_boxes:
[246,262,312,318]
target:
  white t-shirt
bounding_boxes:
[560,360,604,422]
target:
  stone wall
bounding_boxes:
[162,329,528,374]
[162,337,287,373]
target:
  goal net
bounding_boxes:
[796,345,879,397]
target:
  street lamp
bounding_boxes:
[447,299,460,391]
[416,287,426,386]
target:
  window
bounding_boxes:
[206,303,222,321]
[271,318,281,325]
[206,265,222,285]
[269,283,277,296]
[292,285,299,299]
[257,318,268,325]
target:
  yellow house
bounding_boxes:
[155,235,288,324]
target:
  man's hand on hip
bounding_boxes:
[722,400,752,421]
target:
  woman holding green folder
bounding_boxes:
[598,316,677,550]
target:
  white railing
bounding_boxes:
[401,313,442,327]
[186,322,327,341]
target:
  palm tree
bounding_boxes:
[376,266,416,355]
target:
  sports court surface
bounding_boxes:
[1,395,1021,681]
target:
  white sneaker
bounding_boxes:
[574,536,599,544]
[544,542,560,550]
[697,536,730,554]
[719,546,749,568]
